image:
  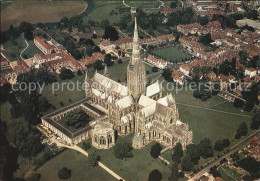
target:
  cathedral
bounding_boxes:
[85,18,193,149]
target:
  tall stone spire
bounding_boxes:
[130,17,141,65]
[127,17,146,99]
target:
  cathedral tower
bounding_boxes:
[127,18,146,100]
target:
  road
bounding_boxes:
[191,130,260,180]
[176,102,252,118]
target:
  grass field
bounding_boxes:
[79,133,171,181]
[2,34,26,61]
[83,1,125,26]
[22,40,42,59]
[37,149,117,181]
[152,46,192,63]
[125,0,161,9]
[1,0,87,30]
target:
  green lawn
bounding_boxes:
[22,40,42,59]
[37,149,117,181]
[2,34,27,61]
[79,134,171,181]
[152,46,192,63]
[125,0,161,9]
[83,1,125,25]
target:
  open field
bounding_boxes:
[83,1,125,26]
[1,0,87,30]
[2,34,27,61]
[37,149,117,181]
[125,0,161,9]
[79,133,171,181]
[218,167,236,181]
[152,46,192,63]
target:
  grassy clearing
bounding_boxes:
[22,40,42,59]
[125,0,161,9]
[152,46,192,63]
[1,0,87,30]
[83,1,124,26]
[2,34,26,61]
[37,149,117,181]
[79,134,171,181]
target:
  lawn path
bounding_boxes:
[207,100,228,109]
[20,37,29,60]
[50,137,125,181]
[176,103,252,118]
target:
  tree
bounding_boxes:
[148,169,162,181]
[89,151,100,167]
[0,119,19,180]
[199,33,213,45]
[199,138,214,159]
[209,166,220,178]
[237,156,260,178]
[104,54,114,66]
[221,139,230,148]
[114,142,132,159]
[172,142,183,163]
[251,112,260,129]
[118,59,123,64]
[186,144,201,165]
[64,109,91,128]
[168,161,179,181]
[170,1,177,8]
[59,67,74,80]
[100,19,110,29]
[152,67,158,72]
[150,143,162,158]
[233,98,244,108]
[83,142,91,150]
[58,167,71,180]
[235,122,248,139]
[181,155,194,171]
[93,46,101,53]
[214,140,224,152]
[94,60,104,70]
[104,26,119,41]
[198,16,209,26]
[7,119,44,157]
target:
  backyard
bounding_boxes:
[152,46,192,63]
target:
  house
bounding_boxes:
[81,52,105,66]
[34,36,56,54]
[172,70,186,85]
[207,72,217,80]
[130,7,137,14]
[147,55,167,69]
[99,39,115,52]
[179,64,190,76]
[1,56,11,70]
[245,67,257,78]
